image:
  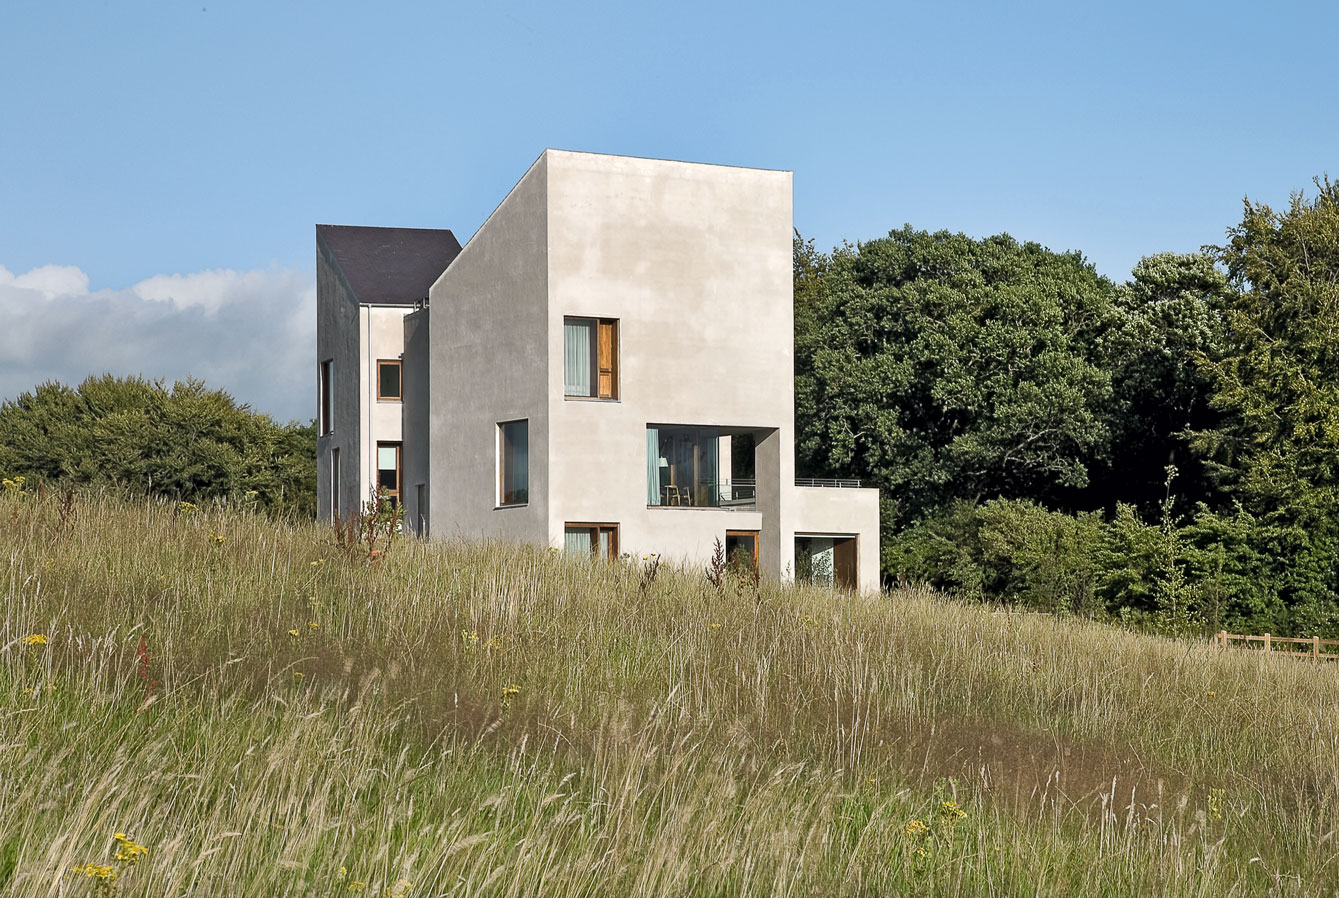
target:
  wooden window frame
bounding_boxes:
[725,530,759,575]
[376,441,402,509]
[565,523,620,559]
[377,359,402,402]
[564,316,619,400]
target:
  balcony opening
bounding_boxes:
[796,535,857,590]
[646,425,761,508]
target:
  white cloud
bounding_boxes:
[0,263,315,422]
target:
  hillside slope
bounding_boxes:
[2,492,1337,896]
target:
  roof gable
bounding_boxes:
[316,225,462,305]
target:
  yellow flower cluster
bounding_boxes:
[2,475,26,494]
[113,832,148,863]
[903,819,929,839]
[939,800,967,820]
[501,683,521,709]
[22,633,49,646]
[73,863,117,880]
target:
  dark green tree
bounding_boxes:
[0,375,316,518]
[1196,178,1339,522]
[1092,252,1234,511]
[794,226,1122,553]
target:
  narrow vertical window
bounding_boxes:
[498,420,529,506]
[331,447,340,519]
[597,319,617,398]
[377,442,401,508]
[564,317,618,399]
[319,359,334,435]
[377,360,402,401]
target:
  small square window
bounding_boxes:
[377,360,402,401]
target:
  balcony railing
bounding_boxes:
[795,477,864,488]
[653,479,757,509]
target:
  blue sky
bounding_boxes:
[2,0,1336,420]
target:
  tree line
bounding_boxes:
[0,375,316,519]
[796,177,1339,637]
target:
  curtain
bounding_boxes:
[646,427,660,505]
[564,319,593,396]
[564,528,592,557]
[503,421,528,504]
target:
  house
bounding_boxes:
[316,150,880,591]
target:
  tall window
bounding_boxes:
[331,447,340,519]
[377,442,401,508]
[498,419,529,506]
[377,360,401,401]
[564,317,618,399]
[564,523,619,559]
[319,359,334,435]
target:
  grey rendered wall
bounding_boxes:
[426,155,550,542]
[401,308,430,535]
[543,151,796,573]
[315,233,363,523]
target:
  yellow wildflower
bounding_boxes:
[288,628,300,638]
[903,819,929,838]
[22,634,48,645]
[338,866,348,880]
[389,880,413,898]
[308,621,319,630]
[939,800,967,820]
[73,863,117,880]
[112,832,148,863]
[348,881,367,893]
[294,671,305,679]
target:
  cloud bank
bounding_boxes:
[0,263,315,423]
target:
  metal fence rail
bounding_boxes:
[794,478,864,489]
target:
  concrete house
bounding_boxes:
[316,150,880,591]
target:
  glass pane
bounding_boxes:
[598,529,611,558]
[379,362,401,399]
[565,527,593,557]
[378,469,398,491]
[564,319,594,396]
[501,421,528,504]
[378,446,398,470]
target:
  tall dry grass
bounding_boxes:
[2,489,1337,896]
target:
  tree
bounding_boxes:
[1092,252,1234,512]
[1195,178,1339,524]
[794,226,1121,544]
[0,375,316,518]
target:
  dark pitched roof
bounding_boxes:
[316,224,463,305]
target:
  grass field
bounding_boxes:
[3,490,1338,896]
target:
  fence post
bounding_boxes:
[1264,633,1271,653]
[1315,636,1321,660]
[1219,630,1227,649]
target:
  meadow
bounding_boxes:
[3,489,1338,896]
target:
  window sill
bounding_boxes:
[495,503,529,510]
[563,395,620,402]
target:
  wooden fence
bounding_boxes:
[1217,630,1339,661]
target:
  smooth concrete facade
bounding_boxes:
[426,155,550,544]
[317,151,880,591]
[420,150,880,590]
